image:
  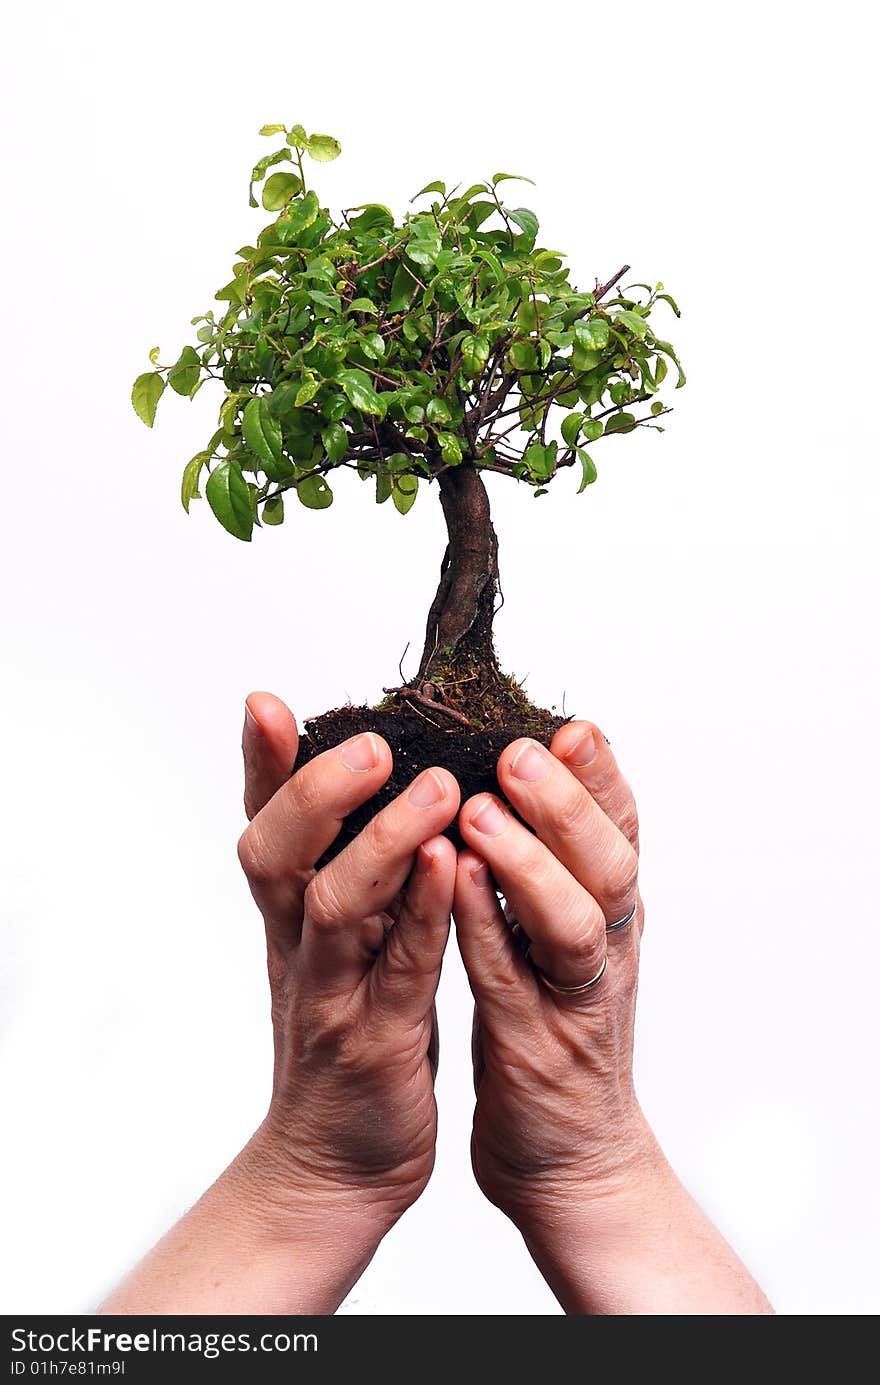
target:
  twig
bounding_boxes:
[397,641,410,683]
[595,264,631,302]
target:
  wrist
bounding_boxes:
[233,1120,397,1237]
[485,1106,665,1240]
[500,1117,771,1316]
[97,1128,394,1317]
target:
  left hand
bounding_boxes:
[452,721,651,1231]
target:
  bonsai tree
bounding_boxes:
[132,122,684,850]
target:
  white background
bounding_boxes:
[1,0,878,1316]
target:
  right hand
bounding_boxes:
[237,692,460,1241]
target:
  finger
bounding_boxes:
[242,692,300,821]
[459,795,606,992]
[497,738,639,927]
[238,731,393,927]
[300,767,460,991]
[549,720,639,849]
[370,835,456,1027]
[453,849,539,1029]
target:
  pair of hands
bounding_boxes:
[100,690,770,1315]
[236,691,653,1306]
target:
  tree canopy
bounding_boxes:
[132,122,684,541]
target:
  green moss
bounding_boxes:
[378,650,559,735]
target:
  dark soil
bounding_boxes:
[293,699,568,863]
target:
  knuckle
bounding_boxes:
[603,842,640,915]
[303,870,345,930]
[237,825,273,886]
[288,765,324,821]
[617,799,640,846]
[550,786,593,842]
[363,807,399,863]
[560,895,606,959]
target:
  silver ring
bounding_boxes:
[533,953,607,996]
[606,901,637,933]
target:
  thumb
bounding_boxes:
[370,836,456,1027]
[453,849,538,1030]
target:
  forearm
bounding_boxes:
[515,1125,773,1316]
[98,1132,389,1316]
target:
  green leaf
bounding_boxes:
[604,411,637,434]
[561,411,584,446]
[577,449,597,492]
[510,340,538,371]
[180,452,209,512]
[262,172,302,211]
[571,344,602,372]
[461,333,490,376]
[508,207,539,240]
[651,400,666,415]
[426,396,452,424]
[392,473,418,514]
[524,440,557,479]
[582,418,604,442]
[306,133,341,162]
[361,331,385,360]
[131,372,165,427]
[295,376,320,406]
[346,297,378,314]
[248,148,294,205]
[413,179,446,199]
[574,318,610,351]
[286,123,307,147]
[168,345,201,396]
[614,309,649,339]
[322,421,348,463]
[205,461,253,541]
[148,346,160,365]
[262,495,284,524]
[388,260,419,312]
[323,394,348,422]
[277,189,319,237]
[348,205,394,236]
[656,292,681,317]
[437,432,462,464]
[492,172,535,186]
[297,473,334,508]
[655,340,687,388]
[375,470,392,504]
[259,123,286,136]
[407,223,442,266]
[338,368,384,417]
[243,396,284,471]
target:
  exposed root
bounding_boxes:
[382,685,474,729]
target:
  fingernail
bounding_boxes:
[244,704,260,733]
[470,861,491,887]
[340,733,379,772]
[408,769,445,807]
[510,739,549,783]
[470,797,507,836]
[566,729,597,766]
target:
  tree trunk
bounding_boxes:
[417,464,500,684]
